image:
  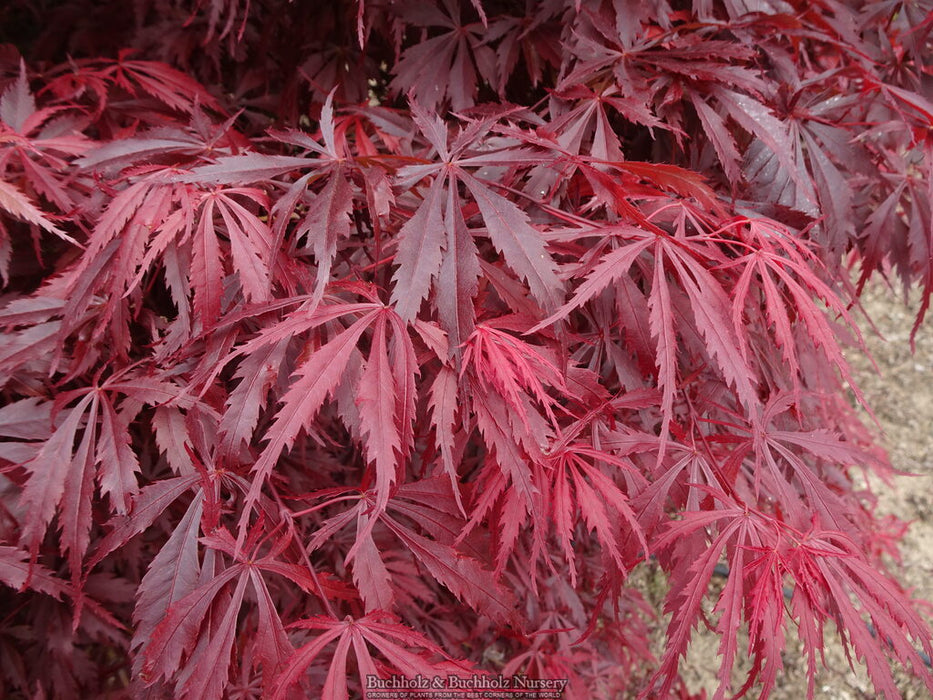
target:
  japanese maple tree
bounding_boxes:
[1,0,932,698]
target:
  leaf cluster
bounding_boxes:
[1,1,932,698]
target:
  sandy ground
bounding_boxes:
[656,282,933,699]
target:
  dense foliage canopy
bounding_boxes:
[1,0,932,697]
